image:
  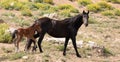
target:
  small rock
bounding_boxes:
[87,56,91,58]
[77,40,83,48]
[22,56,28,59]
[87,41,96,48]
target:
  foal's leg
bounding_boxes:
[30,38,37,52]
[13,38,17,48]
[14,39,18,52]
[32,41,37,52]
[24,39,30,52]
[38,32,45,52]
[25,39,33,51]
[71,36,81,57]
[15,36,22,52]
[14,36,19,52]
[63,37,70,56]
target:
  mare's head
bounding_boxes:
[82,10,89,27]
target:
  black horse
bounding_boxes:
[26,10,89,57]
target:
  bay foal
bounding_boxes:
[12,22,41,52]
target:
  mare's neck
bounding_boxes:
[73,14,83,30]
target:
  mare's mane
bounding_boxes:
[51,14,83,24]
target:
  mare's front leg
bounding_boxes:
[63,37,70,56]
[71,36,81,57]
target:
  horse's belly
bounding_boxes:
[47,30,68,38]
[48,33,65,38]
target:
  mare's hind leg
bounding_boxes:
[71,36,81,57]
[63,37,70,56]
[38,32,45,53]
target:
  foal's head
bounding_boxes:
[82,10,89,27]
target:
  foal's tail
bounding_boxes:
[12,30,18,41]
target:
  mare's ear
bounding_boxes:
[87,10,89,14]
[83,10,86,14]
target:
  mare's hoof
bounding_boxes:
[40,49,43,53]
[77,54,81,58]
[40,51,43,53]
[63,53,66,56]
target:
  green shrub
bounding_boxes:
[21,4,30,10]
[23,2,42,10]
[0,0,53,11]
[89,17,98,24]
[21,9,32,16]
[12,19,30,27]
[29,0,54,4]
[69,7,79,13]
[97,1,114,10]
[59,10,71,17]
[58,4,79,13]
[114,9,120,16]
[1,0,16,10]
[43,0,54,4]
[50,6,59,11]
[24,2,36,10]
[87,1,114,12]
[78,0,92,6]
[0,23,12,43]
[44,7,58,14]
[102,47,114,56]
[101,10,114,16]
[106,0,120,4]
[2,12,15,17]
[34,3,51,10]
[58,4,73,10]
[9,52,26,60]
[57,45,64,51]
[38,7,58,16]
[29,0,43,3]
[0,0,28,10]
[14,2,24,10]
[87,4,101,12]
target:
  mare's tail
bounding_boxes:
[12,30,18,41]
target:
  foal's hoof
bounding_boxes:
[77,54,81,58]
